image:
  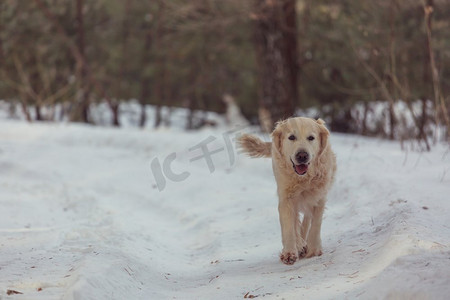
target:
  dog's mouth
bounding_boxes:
[291,159,309,176]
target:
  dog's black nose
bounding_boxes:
[296,151,309,163]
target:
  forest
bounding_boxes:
[1,0,449,146]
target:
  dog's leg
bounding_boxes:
[305,204,325,258]
[298,215,311,258]
[278,201,298,265]
[301,215,311,241]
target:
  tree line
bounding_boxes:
[0,0,449,144]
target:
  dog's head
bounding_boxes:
[271,117,330,176]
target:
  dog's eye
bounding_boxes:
[288,135,296,141]
[307,136,315,141]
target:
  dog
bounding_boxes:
[238,117,336,265]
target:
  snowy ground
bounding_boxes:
[0,115,449,299]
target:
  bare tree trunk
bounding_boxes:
[423,0,450,141]
[154,105,162,128]
[139,28,152,128]
[20,101,32,122]
[153,0,166,129]
[283,0,298,111]
[0,20,4,73]
[387,0,397,140]
[73,0,90,123]
[35,105,42,121]
[108,104,118,126]
[186,98,196,130]
[111,0,132,127]
[139,92,148,127]
[252,0,299,130]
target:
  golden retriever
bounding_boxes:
[239,117,336,265]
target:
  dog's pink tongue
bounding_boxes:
[295,164,308,174]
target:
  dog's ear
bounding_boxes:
[271,120,286,156]
[316,118,330,155]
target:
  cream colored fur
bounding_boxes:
[239,117,336,265]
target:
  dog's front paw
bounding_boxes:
[305,247,322,258]
[280,251,298,265]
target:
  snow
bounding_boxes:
[0,111,449,299]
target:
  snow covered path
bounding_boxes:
[0,120,449,299]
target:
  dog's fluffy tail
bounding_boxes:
[238,134,271,158]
